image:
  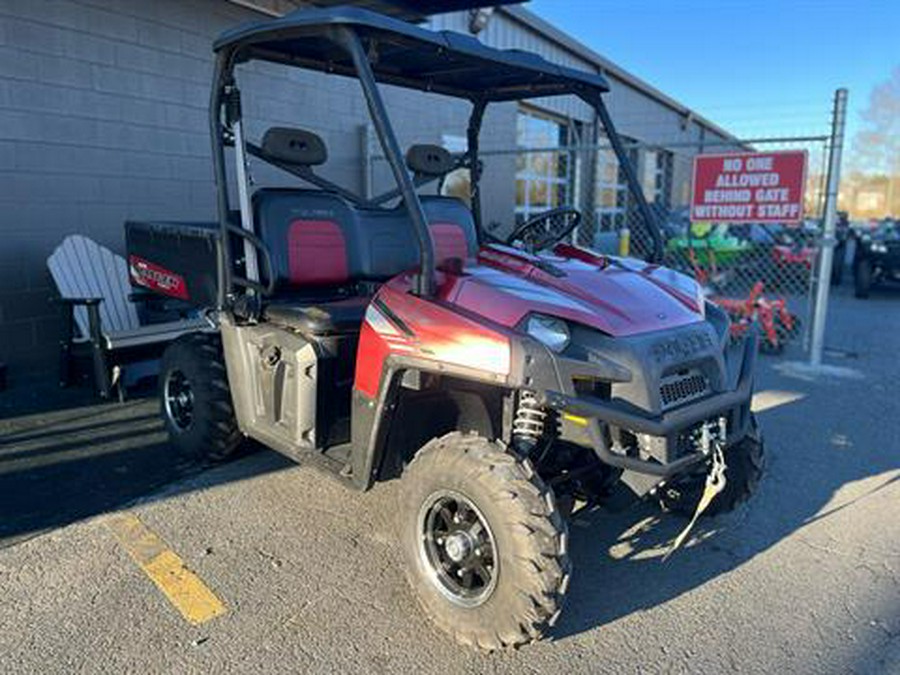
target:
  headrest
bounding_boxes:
[261,127,327,167]
[406,144,454,177]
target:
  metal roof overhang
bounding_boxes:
[307,0,525,23]
[213,6,610,102]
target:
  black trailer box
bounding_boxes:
[125,221,221,308]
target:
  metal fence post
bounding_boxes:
[809,88,848,367]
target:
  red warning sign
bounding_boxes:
[690,151,807,223]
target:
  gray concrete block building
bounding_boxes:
[0,0,735,377]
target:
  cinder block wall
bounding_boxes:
[0,0,518,378]
[0,0,248,376]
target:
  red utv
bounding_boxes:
[127,8,764,649]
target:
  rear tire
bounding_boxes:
[399,432,570,650]
[658,416,765,517]
[854,259,872,298]
[159,333,243,462]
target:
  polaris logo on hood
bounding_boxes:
[651,330,714,364]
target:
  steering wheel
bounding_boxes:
[506,207,581,252]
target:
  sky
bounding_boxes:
[528,0,899,145]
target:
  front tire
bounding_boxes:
[399,432,570,650]
[659,416,765,516]
[159,333,243,462]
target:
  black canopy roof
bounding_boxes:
[213,6,610,101]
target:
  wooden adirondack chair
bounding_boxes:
[48,234,208,398]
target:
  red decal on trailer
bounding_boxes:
[128,255,189,300]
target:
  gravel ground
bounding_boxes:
[0,286,897,674]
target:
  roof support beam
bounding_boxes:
[331,26,436,296]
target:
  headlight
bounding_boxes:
[525,314,570,352]
[870,242,888,254]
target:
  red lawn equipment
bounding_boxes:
[688,238,799,354]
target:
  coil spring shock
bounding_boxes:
[512,390,548,454]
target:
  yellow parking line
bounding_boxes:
[106,513,226,626]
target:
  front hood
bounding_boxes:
[442,245,705,337]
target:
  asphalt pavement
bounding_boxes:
[0,285,898,674]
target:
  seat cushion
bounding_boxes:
[263,296,369,335]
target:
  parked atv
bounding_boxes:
[128,7,765,649]
[853,218,900,298]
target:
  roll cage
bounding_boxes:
[209,6,663,306]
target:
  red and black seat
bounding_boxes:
[250,131,479,335]
[254,188,359,292]
[404,144,478,267]
[253,188,368,334]
[419,195,478,266]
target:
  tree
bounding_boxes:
[848,67,900,216]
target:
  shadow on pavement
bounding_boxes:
[0,378,293,549]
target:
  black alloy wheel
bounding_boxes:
[159,333,243,462]
[419,490,498,607]
[163,369,194,432]
[399,432,570,650]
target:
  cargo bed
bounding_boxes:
[126,221,221,308]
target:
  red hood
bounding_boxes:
[436,244,705,337]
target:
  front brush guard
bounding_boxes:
[542,333,758,478]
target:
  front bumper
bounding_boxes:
[512,323,757,479]
[547,333,756,477]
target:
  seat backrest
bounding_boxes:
[48,234,140,337]
[419,196,478,265]
[352,197,478,278]
[254,188,359,290]
[350,207,419,280]
[254,190,480,293]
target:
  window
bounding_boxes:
[594,141,672,235]
[515,108,572,224]
[594,137,636,233]
[641,149,673,211]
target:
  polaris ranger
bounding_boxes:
[127,7,764,649]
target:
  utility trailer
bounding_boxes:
[128,7,765,649]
